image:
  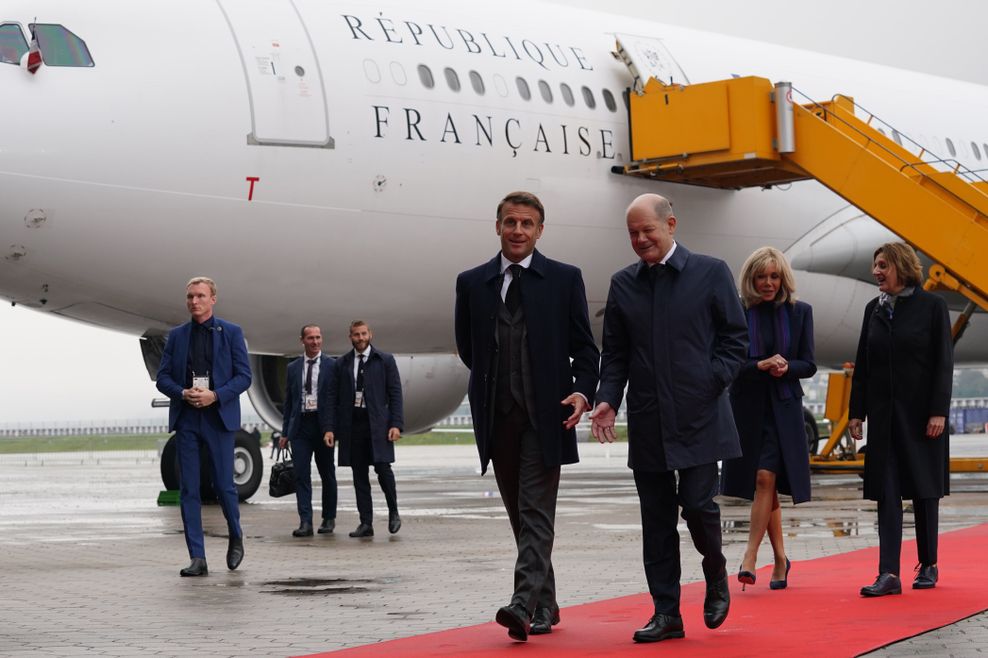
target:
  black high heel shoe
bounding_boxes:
[738,565,756,591]
[769,557,791,590]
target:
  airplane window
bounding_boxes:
[493,73,509,97]
[946,138,956,157]
[0,24,28,65]
[363,59,381,84]
[418,64,434,89]
[602,89,617,112]
[29,24,93,67]
[560,83,575,107]
[971,142,981,161]
[390,61,407,86]
[444,67,461,92]
[581,86,596,109]
[469,70,485,95]
[516,77,531,101]
[538,80,553,103]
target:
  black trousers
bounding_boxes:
[491,406,560,616]
[350,412,398,526]
[633,463,726,616]
[290,413,337,525]
[876,446,939,575]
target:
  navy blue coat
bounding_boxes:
[849,290,952,500]
[721,300,816,503]
[156,317,252,432]
[322,347,403,466]
[282,354,336,440]
[596,245,747,471]
[454,249,600,474]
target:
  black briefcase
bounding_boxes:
[268,449,296,498]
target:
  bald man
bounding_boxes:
[590,194,748,643]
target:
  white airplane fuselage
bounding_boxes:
[2,0,988,432]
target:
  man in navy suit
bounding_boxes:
[279,324,337,537]
[323,321,404,538]
[591,194,747,642]
[455,191,599,642]
[156,277,252,577]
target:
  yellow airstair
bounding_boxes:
[615,75,988,473]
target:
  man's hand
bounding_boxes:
[278,436,288,450]
[589,402,617,443]
[388,427,401,442]
[323,432,335,448]
[183,387,217,408]
[561,393,588,429]
[758,354,788,373]
[849,418,863,441]
[926,416,946,438]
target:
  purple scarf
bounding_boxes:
[746,302,794,400]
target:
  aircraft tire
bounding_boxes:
[159,430,263,501]
[803,407,820,455]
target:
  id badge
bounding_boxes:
[354,390,364,408]
[192,375,210,390]
[304,394,318,411]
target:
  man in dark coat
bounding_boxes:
[591,194,747,643]
[280,324,338,537]
[323,321,404,538]
[455,191,599,642]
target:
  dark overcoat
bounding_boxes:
[282,353,336,440]
[848,289,952,500]
[454,249,600,474]
[721,300,816,503]
[596,245,748,471]
[322,347,404,466]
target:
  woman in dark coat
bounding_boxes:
[849,242,952,597]
[722,247,816,591]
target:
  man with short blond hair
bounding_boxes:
[157,277,252,577]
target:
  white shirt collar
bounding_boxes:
[660,241,678,265]
[500,252,534,273]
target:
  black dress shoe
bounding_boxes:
[388,511,402,534]
[913,564,938,589]
[529,606,560,635]
[495,603,530,642]
[632,613,685,643]
[293,522,314,537]
[703,575,730,629]
[317,519,335,534]
[860,572,902,597]
[349,523,374,538]
[226,536,244,571]
[180,558,208,577]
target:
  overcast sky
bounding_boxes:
[2,0,985,423]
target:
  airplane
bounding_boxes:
[2,0,987,498]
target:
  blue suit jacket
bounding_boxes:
[596,244,747,471]
[322,347,404,466]
[282,353,336,440]
[454,249,600,474]
[156,317,252,432]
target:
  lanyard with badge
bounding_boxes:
[354,355,366,408]
[192,370,210,391]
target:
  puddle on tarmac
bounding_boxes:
[260,577,383,596]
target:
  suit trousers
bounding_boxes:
[291,413,337,525]
[633,463,726,616]
[349,412,398,526]
[491,406,560,616]
[175,406,242,559]
[876,445,940,575]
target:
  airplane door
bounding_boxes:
[217,0,333,147]
[615,34,689,92]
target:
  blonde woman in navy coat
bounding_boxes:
[721,247,816,591]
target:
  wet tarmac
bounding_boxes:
[1,439,987,656]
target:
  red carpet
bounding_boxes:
[303,524,988,657]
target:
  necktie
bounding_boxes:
[304,358,316,395]
[356,353,365,393]
[505,264,523,313]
